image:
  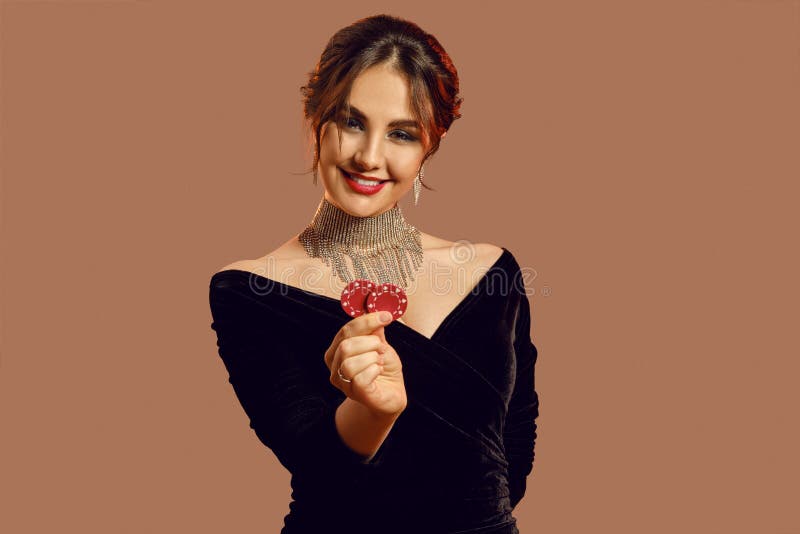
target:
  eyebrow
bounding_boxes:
[347,105,421,130]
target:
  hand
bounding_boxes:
[324,311,407,417]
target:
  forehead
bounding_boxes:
[347,63,413,118]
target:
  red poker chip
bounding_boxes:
[365,282,408,320]
[340,279,375,317]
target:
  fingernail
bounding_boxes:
[379,311,392,323]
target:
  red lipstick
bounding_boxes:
[340,168,389,196]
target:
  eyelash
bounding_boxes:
[342,117,417,142]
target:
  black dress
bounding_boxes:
[208,247,539,534]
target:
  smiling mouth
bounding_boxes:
[340,168,389,185]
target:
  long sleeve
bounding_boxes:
[504,290,540,509]
[208,277,376,482]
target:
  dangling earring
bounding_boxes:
[413,165,424,206]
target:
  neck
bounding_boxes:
[297,197,424,288]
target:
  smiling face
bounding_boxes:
[318,62,430,217]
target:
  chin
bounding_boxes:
[326,194,393,218]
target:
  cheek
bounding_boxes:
[319,126,356,163]
[400,162,419,179]
[394,152,425,177]
[319,123,338,153]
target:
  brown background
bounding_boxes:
[2,1,798,532]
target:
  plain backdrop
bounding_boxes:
[2,1,798,533]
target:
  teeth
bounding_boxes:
[342,169,386,186]
[352,176,383,186]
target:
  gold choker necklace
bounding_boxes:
[298,197,423,290]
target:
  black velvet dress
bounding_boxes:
[208,247,539,534]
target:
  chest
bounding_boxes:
[276,260,478,341]
[393,282,471,340]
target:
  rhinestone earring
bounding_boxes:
[413,165,424,206]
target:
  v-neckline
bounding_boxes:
[217,247,510,343]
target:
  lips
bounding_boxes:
[340,168,389,195]
[340,168,388,183]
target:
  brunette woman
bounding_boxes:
[209,14,539,534]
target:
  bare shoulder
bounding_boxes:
[214,233,504,277]
[427,237,504,270]
[214,258,260,275]
[475,242,505,266]
[213,235,302,277]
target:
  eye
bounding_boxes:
[343,117,363,130]
[392,130,416,142]
[340,117,416,142]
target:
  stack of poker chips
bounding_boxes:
[340,279,408,320]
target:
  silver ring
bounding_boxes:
[337,365,352,383]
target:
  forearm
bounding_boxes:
[335,397,402,461]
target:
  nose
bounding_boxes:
[352,132,384,171]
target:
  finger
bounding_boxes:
[347,311,392,338]
[373,324,387,345]
[337,351,382,383]
[336,335,385,359]
[330,337,387,387]
[352,361,383,391]
[325,311,392,367]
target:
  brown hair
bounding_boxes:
[300,14,463,190]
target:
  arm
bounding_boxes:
[504,291,540,509]
[209,278,388,480]
[336,398,401,462]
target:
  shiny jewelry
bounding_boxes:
[413,166,424,206]
[298,197,423,290]
[337,365,352,383]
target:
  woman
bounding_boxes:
[209,14,539,534]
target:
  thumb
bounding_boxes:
[373,324,387,344]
